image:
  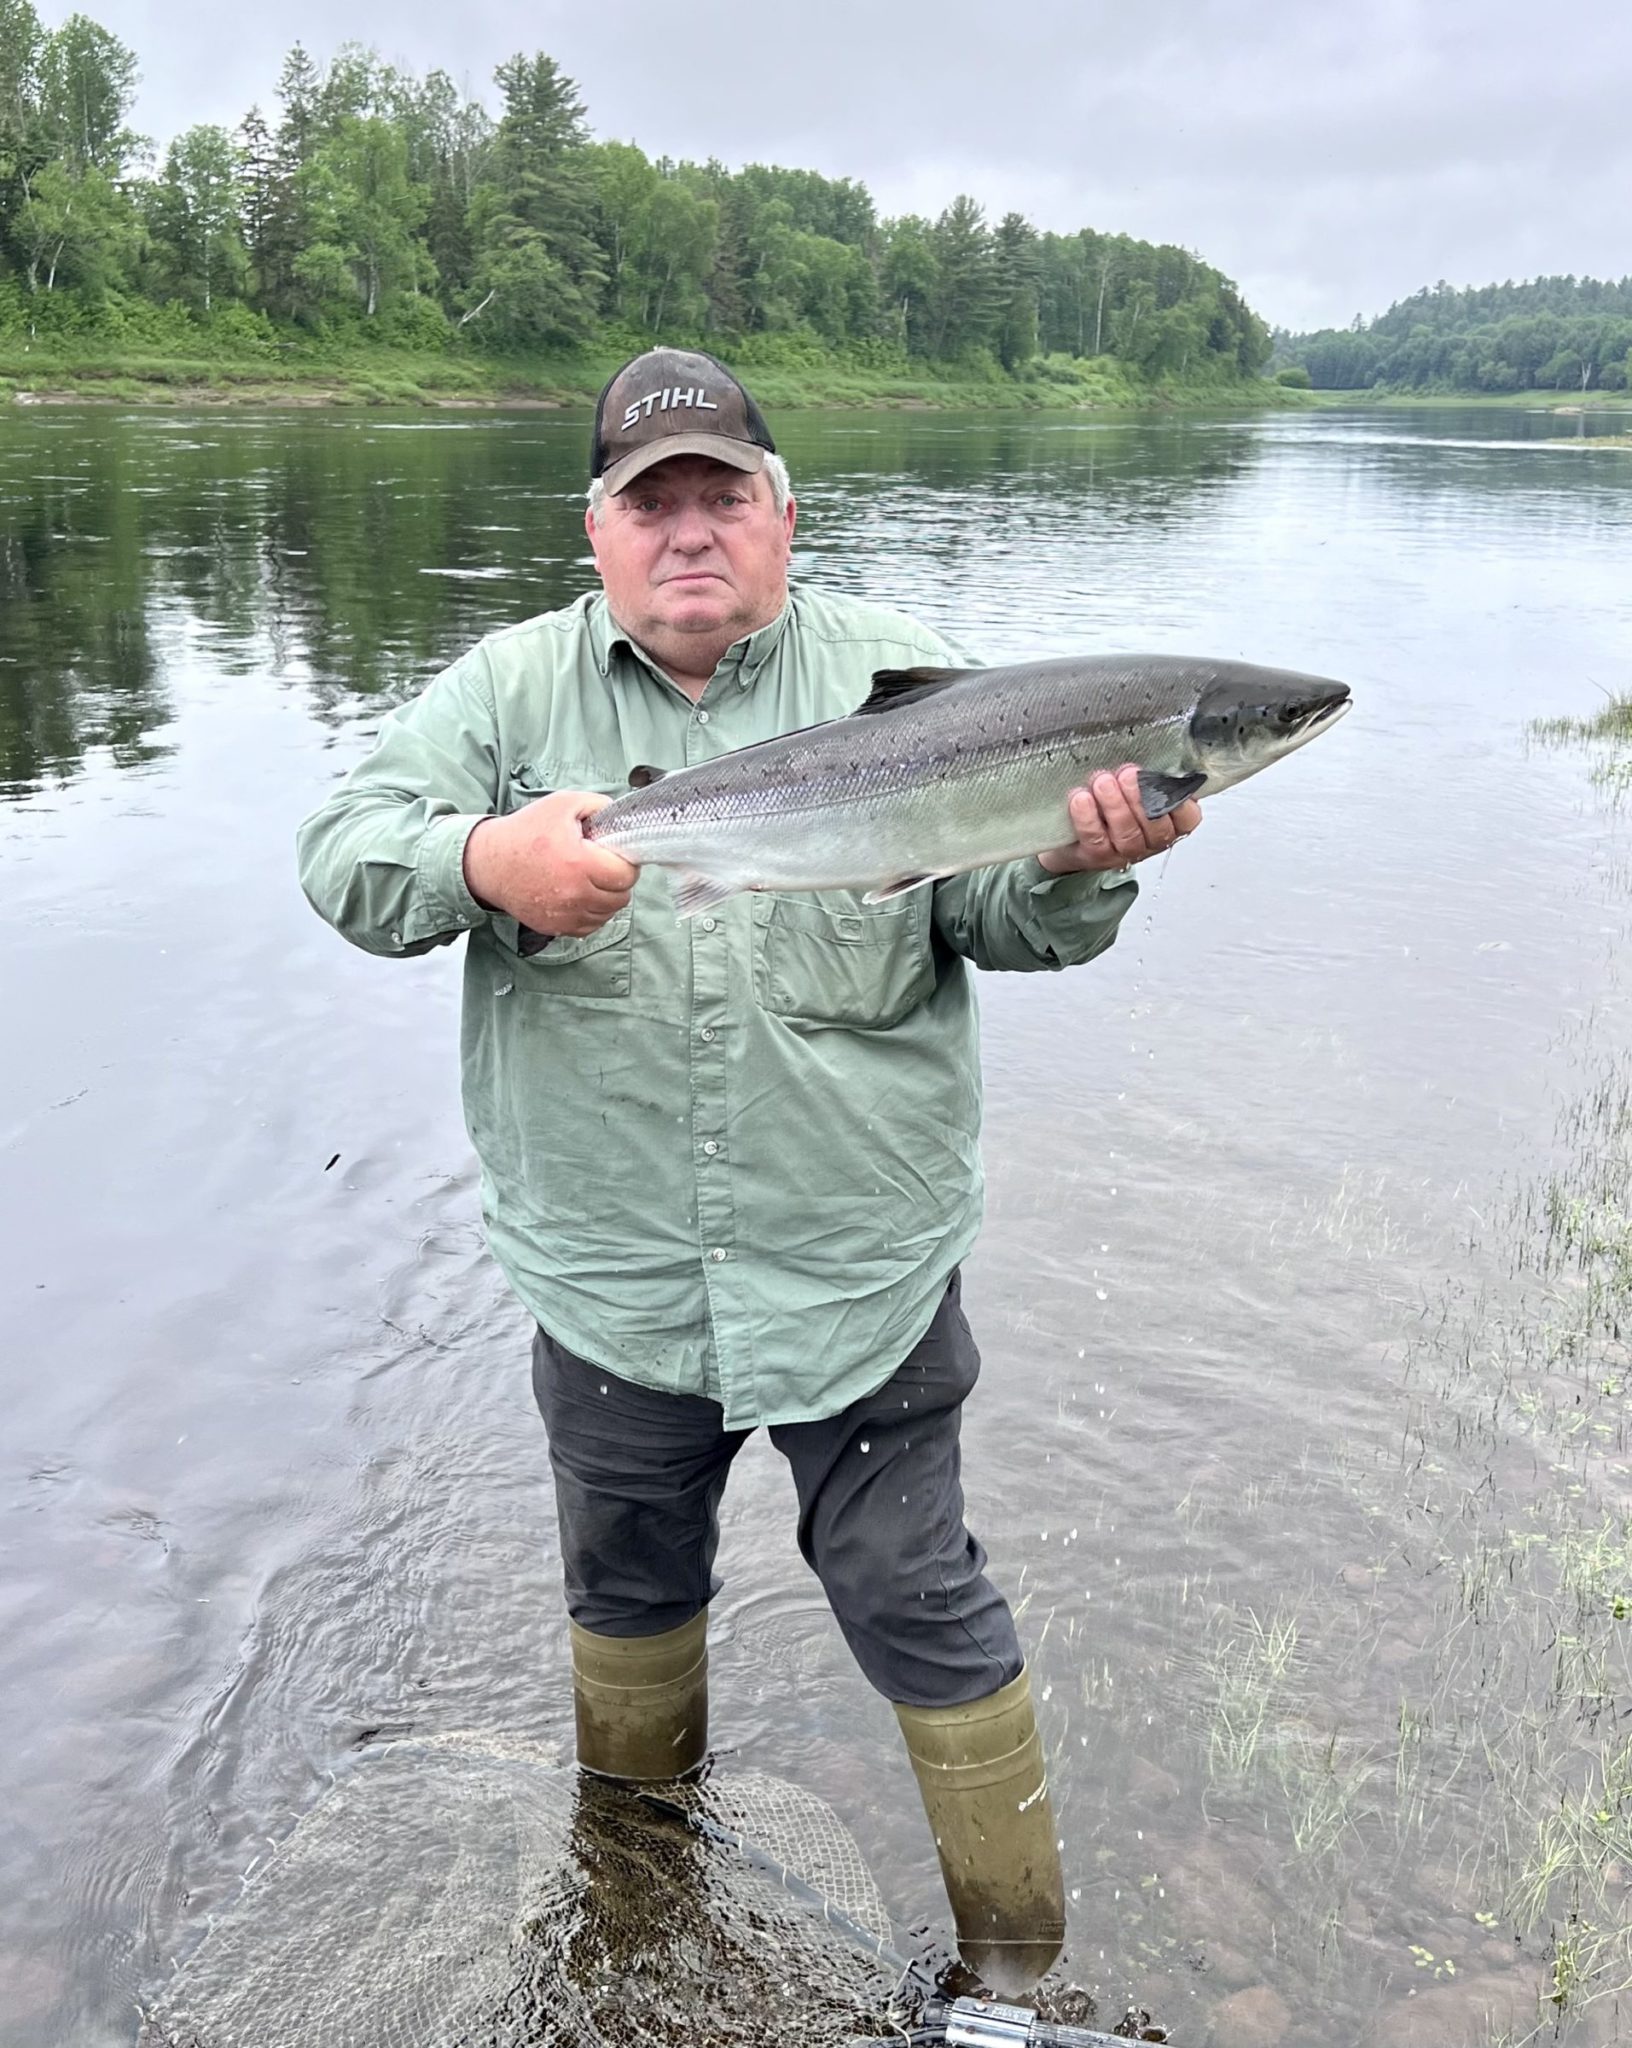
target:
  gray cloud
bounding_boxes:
[49,0,1632,331]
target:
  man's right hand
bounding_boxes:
[463,792,640,938]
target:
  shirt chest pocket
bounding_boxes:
[497,760,634,997]
[751,890,935,1032]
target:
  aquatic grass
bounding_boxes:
[1158,1000,1632,2033]
[1529,697,1632,748]
[1203,1607,1300,1781]
[1279,1728,1378,1859]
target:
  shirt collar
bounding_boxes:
[591,590,794,694]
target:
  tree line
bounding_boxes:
[1276,276,1632,394]
[0,10,1271,384]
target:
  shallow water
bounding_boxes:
[3,401,1631,2047]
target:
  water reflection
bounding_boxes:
[0,433,166,794]
[0,407,1270,799]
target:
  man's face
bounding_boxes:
[585,455,796,658]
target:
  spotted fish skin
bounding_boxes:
[586,652,1352,916]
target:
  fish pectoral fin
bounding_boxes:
[1135,768,1207,820]
[854,666,979,715]
[670,872,740,919]
[628,763,668,788]
[862,875,941,904]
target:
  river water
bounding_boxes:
[3,402,1631,2048]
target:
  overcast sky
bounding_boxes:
[46,0,1632,333]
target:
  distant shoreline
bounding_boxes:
[0,346,1297,416]
[1300,387,1632,412]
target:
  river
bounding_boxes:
[3,401,1631,2048]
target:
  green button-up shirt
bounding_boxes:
[296,586,1135,1427]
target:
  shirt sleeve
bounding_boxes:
[295,649,501,957]
[932,859,1138,973]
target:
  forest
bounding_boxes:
[0,7,1273,398]
[1276,277,1632,394]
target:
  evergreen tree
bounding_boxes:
[928,196,997,359]
[464,52,604,345]
[992,212,1039,371]
[236,106,276,297]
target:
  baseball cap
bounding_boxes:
[590,347,777,496]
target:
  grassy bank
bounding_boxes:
[1301,386,1632,412]
[0,337,1289,413]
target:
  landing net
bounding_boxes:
[137,1732,902,2048]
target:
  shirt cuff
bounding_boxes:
[414,813,491,937]
[1023,857,1130,905]
[1018,857,1137,958]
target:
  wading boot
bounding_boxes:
[895,1667,1067,1996]
[569,1611,709,1782]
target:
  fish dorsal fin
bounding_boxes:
[853,666,978,715]
[628,764,668,788]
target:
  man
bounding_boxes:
[296,347,1200,1995]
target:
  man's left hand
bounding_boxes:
[1036,763,1203,877]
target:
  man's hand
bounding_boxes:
[463,792,640,938]
[1036,764,1203,877]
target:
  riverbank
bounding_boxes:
[0,339,1289,413]
[1301,386,1632,411]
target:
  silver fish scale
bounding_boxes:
[589,656,1201,892]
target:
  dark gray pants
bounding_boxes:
[531,1273,1022,1708]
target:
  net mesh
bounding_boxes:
[136,1732,902,2048]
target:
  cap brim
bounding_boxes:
[600,435,766,497]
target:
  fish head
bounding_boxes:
[1188,666,1351,792]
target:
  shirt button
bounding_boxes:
[702,1140,720,1156]
[700,917,717,932]
[695,708,711,724]
[700,1026,716,1042]
[390,931,402,946]
[709,1246,727,1262]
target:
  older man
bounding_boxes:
[297,347,1199,1994]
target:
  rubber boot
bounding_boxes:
[894,1667,1066,1996]
[569,1611,709,1782]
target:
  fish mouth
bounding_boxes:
[1290,685,1351,735]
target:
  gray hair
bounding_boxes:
[588,451,791,525]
